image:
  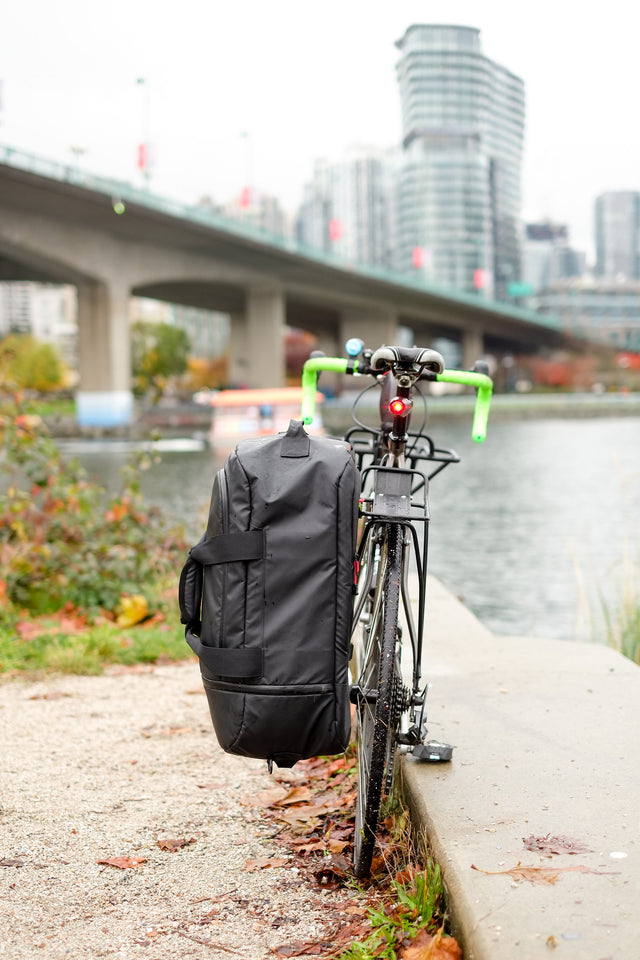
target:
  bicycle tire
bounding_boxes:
[353,522,403,879]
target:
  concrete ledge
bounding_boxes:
[402,577,639,959]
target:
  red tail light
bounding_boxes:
[389,396,413,417]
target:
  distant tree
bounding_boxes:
[0,334,66,392]
[131,321,191,403]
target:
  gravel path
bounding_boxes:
[0,661,354,959]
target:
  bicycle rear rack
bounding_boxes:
[359,464,429,521]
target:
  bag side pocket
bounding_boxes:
[179,539,204,632]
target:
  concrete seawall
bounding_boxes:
[403,577,639,959]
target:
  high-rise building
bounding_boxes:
[594,191,640,281]
[521,222,584,293]
[394,24,525,298]
[296,146,397,268]
[0,282,77,367]
[219,190,291,240]
[537,279,640,351]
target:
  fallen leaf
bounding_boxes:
[28,691,71,701]
[244,857,289,871]
[157,837,196,852]
[140,612,166,628]
[248,786,290,807]
[197,781,225,791]
[274,801,342,827]
[160,726,192,736]
[292,840,327,855]
[471,861,618,885]
[313,855,351,889]
[15,620,46,641]
[274,941,326,956]
[272,785,314,806]
[327,838,349,854]
[522,834,593,856]
[116,594,148,627]
[402,930,462,959]
[97,856,147,869]
[56,612,88,633]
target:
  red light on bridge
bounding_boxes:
[412,246,425,268]
[473,268,486,290]
[329,218,342,241]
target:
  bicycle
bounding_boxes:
[299,340,493,879]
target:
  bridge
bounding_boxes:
[0,145,567,426]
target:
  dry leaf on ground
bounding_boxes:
[96,856,147,870]
[472,861,618,885]
[244,857,289,871]
[28,691,71,701]
[401,929,463,959]
[522,834,592,856]
[156,837,196,852]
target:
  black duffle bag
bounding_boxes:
[179,420,360,768]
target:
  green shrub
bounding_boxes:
[0,390,187,621]
[0,334,66,392]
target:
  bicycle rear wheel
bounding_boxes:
[352,522,403,879]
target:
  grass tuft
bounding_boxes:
[0,619,189,676]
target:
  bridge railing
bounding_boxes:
[0,142,563,332]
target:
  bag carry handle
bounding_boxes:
[190,530,264,565]
[281,420,310,458]
[185,628,264,678]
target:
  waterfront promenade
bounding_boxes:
[404,577,639,959]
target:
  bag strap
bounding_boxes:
[185,628,264,678]
[281,419,310,458]
[190,530,264,565]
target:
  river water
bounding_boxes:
[64,414,640,644]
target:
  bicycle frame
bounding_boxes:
[301,348,492,697]
[300,343,494,877]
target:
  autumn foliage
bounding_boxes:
[0,390,187,623]
[250,753,461,959]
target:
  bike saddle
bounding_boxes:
[370,345,445,374]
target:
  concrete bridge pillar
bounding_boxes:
[75,278,134,427]
[339,310,398,353]
[228,312,249,387]
[245,285,286,387]
[461,328,485,370]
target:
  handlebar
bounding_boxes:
[435,369,493,443]
[300,356,493,443]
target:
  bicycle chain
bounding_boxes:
[384,671,411,793]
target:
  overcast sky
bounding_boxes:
[2,0,640,259]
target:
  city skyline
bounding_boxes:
[2,1,640,260]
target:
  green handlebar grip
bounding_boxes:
[436,370,494,442]
[301,357,351,424]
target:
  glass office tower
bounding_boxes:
[296,147,396,269]
[395,25,525,298]
[595,191,640,281]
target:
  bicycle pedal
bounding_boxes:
[411,740,454,762]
